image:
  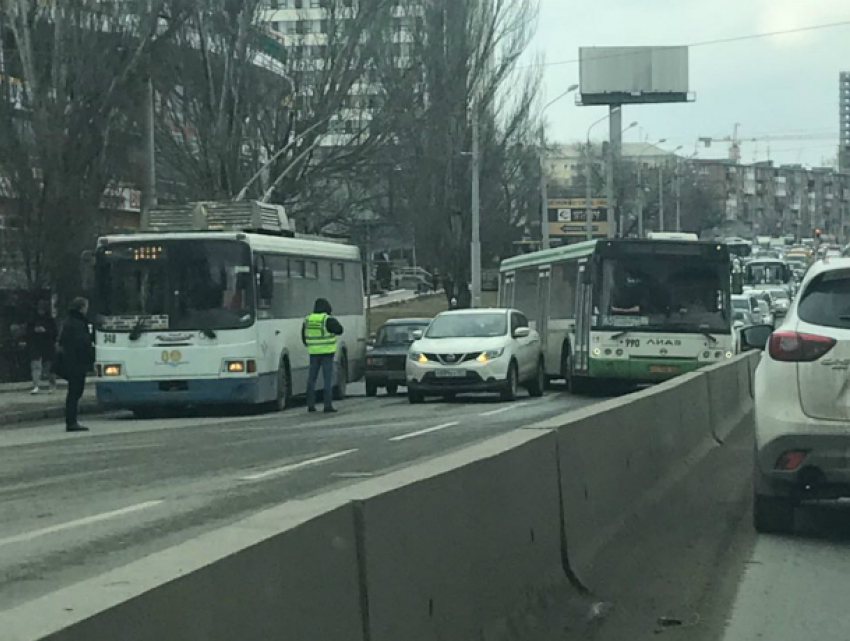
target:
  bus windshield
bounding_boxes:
[95,239,255,332]
[597,257,729,333]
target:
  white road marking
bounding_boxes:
[389,422,459,442]
[331,472,376,479]
[479,402,528,417]
[240,449,358,481]
[0,500,163,548]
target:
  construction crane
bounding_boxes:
[698,124,837,163]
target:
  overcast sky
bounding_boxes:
[532,0,850,167]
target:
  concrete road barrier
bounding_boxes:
[705,354,758,443]
[1,500,365,641]
[333,430,565,641]
[534,372,713,580]
[3,355,758,640]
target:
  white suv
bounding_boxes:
[742,257,850,533]
[406,309,545,403]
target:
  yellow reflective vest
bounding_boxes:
[304,313,337,355]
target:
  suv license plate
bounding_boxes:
[435,370,466,378]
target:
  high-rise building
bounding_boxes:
[840,72,850,172]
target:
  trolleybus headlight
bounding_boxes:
[103,364,121,376]
[615,349,623,356]
[226,360,245,373]
[592,348,601,356]
[703,351,710,359]
[725,351,733,359]
[246,360,257,373]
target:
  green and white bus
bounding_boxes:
[499,239,734,391]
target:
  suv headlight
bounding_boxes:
[409,352,428,363]
[476,348,505,363]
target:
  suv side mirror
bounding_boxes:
[411,329,423,341]
[513,326,531,338]
[367,334,377,348]
[740,325,772,352]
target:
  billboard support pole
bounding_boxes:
[585,144,593,241]
[607,105,621,238]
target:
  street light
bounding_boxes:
[585,117,637,240]
[539,84,579,250]
[635,138,666,237]
[658,145,682,232]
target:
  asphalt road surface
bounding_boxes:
[0,383,602,611]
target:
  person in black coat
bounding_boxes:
[58,297,95,433]
[27,300,58,394]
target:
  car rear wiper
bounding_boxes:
[201,327,217,339]
[699,324,718,345]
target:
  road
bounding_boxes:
[0,383,602,612]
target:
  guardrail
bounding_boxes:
[1,353,759,641]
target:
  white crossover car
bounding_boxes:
[741,257,850,533]
[406,309,545,403]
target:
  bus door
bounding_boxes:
[574,259,592,374]
[536,267,551,354]
[500,272,515,308]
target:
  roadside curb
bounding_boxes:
[3,400,102,428]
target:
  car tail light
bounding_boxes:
[768,331,836,362]
[775,450,808,471]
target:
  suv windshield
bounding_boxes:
[95,240,255,332]
[377,324,427,346]
[426,313,507,338]
[598,258,729,333]
[798,271,850,330]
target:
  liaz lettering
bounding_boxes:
[646,339,682,346]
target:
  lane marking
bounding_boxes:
[331,472,376,479]
[241,449,358,481]
[479,402,528,417]
[389,422,459,442]
[0,500,164,548]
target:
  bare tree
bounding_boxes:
[0,0,193,300]
[372,0,541,287]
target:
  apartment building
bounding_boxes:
[261,0,421,146]
[544,142,679,190]
[693,158,850,240]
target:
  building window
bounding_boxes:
[332,263,345,281]
[306,261,319,279]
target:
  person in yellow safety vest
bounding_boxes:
[301,298,345,413]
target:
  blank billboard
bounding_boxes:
[579,47,690,105]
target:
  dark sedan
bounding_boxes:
[366,318,431,397]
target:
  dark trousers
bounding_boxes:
[65,372,86,427]
[306,354,335,410]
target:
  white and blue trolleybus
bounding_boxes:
[91,202,366,416]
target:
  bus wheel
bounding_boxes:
[276,360,292,411]
[366,382,378,397]
[333,355,348,401]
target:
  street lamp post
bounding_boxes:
[586,116,637,240]
[635,139,666,237]
[539,84,579,249]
